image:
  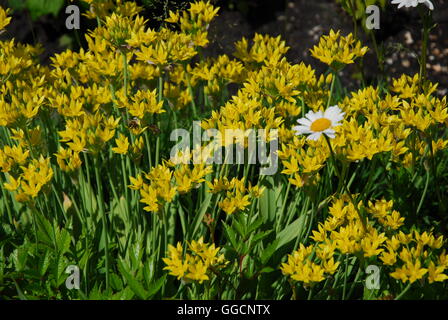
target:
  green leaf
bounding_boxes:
[13,279,28,300]
[56,227,71,256]
[129,241,143,271]
[7,0,26,11]
[34,212,55,248]
[38,249,51,277]
[247,216,264,234]
[25,0,65,20]
[259,267,275,274]
[223,222,238,250]
[110,273,124,291]
[232,217,245,238]
[260,239,279,264]
[190,192,212,238]
[118,259,148,299]
[259,177,281,224]
[11,245,29,272]
[114,286,135,300]
[0,246,5,284]
[55,254,68,287]
[250,230,272,245]
[275,213,307,249]
[146,274,166,298]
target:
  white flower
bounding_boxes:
[391,0,434,10]
[293,105,345,141]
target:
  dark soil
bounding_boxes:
[207,0,448,94]
[1,0,447,92]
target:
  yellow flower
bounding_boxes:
[219,192,251,215]
[380,250,397,266]
[391,260,428,283]
[0,7,11,31]
[310,30,368,69]
[186,260,209,283]
[162,243,189,280]
[3,174,21,191]
[427,262,448,284]
[112,134,129,155]
[163,238,227,284]
[322,257,340,275]
[128,174,144,190]
[140,184,159,212]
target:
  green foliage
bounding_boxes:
[7,0,65,20]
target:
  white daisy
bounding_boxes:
[391,0,434,10]
[293,105,345,141]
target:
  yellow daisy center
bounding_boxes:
[310,118,332,132]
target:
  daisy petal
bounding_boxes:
[296,118,312,126]
[292,125,312,134]
[307,132,322,141]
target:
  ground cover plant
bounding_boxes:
[0,0,448,300]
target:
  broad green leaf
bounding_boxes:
[118,259,148,299]
[146,274,166,298]
[258,177,281,224]
[247,216,264,234]
[223,222,238,250]
[275,212,307,249]
[250,230,272,245]
[110,273,124,291]
[190,192,212,238]
[7,0,26,10]
[260,239,279,264]
[56,228,71,256]
[11,247,28,272]
[38,249,51,277]
[26,0,65,20]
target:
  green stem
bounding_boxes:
[347,263,362,299]
[93,156,110,292]
[121,155,130,218]
[307,285,314,300]
[426,133,446,215]
[370,31,384,76]
[184,64,198,119]
[347,0,358,39]
[156,77,163,166]
[327,72,336,108]
[122,51,129,97]
[395,283,412,300]
[277,181,291,232]
[416,169,430,215]
[342,254,349,300]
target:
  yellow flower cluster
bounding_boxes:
[278,74,448,189]
[129,162,212,212]
[310,29,368,69]
[163,237,227,283]
[281,243,339,284]
[1,0,447,298]
[282,196,447,285]
[207,177,265,215]
[3,155,53,203]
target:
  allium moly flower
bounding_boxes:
[293,105,345,141]
[391,0,434,10]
